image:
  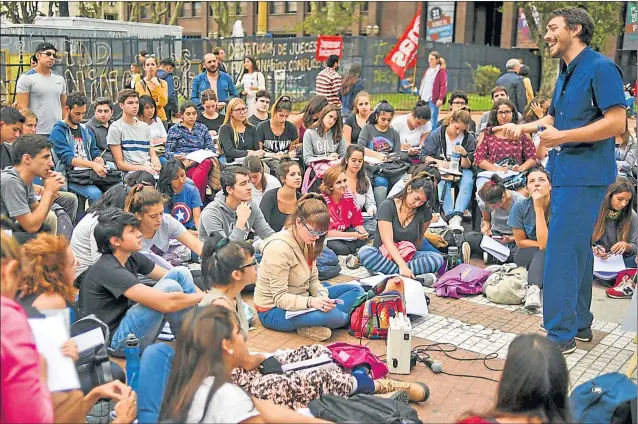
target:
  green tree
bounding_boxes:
[210,1,230,36]
[520,2,624,97]
[0,1,41,23]
[297,2,361,36]
[78,2,105,19]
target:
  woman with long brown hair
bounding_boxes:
[592,181,637,289]
[219,98,263,163]
[302,104,346,165]
[288,95,329,144]
[343,91,372,145]
[135,55,169,123]
[158,306,329,423]
[419,50,447,130]
[254,194,364,341]
[340,64,363,121]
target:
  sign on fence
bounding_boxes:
[316,36,343,61]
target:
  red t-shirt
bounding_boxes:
[322,192,364,231]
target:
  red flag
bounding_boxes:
[384,6,421,78]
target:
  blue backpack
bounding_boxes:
[317,247,341,281]
[569,372,637,424]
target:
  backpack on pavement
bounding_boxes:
[434,264,491,298]
[348,276,405,339]
[482,263,527,305]
[327,342,388,379]
[569,372,637,424]
[317,246,341,280]
[51,203,73,239]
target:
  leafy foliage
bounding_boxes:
[297,2,361,36]
[210,2,231,37]
[469,64,502,96]
[0,1,41,24]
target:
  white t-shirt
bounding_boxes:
[444,131,464,160]
[390,114,433,147]
[251,173,281,207]
[148,117,167,143]
[141,214,187,255]
[70,213,101,277]
[187,377,260,423]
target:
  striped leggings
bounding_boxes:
[358,246,444,275]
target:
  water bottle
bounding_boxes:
[124,333,140,391]
[449,140,461,173]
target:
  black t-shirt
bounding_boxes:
[78,252,155,334]
[218,124,260,160]
[69,125,89,161]
[259,188,301,232]
[255,120,299,154]
[248,114,269,127]
[197,112,225,133]
[373,198,433,248]
[345,114,364,144]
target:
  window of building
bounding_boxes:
[230,2,248,16]
[361,2,369,12]
[176,2,185,17]
[306,1,324,13]
[270,1,285,14]
[140,6,148,19]
[104,13,117,20]
[191,1,201,17]
[286,1,297,13]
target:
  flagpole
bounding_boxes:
[412,52,418,96]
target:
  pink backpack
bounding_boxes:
[327,342,389,379]
[434,264,491,298]
[302,158,339,194]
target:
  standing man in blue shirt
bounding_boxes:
[496,7,626,354]
[190,53,238,111]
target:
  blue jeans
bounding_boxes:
[543,186,608,344]
[428,100,439,130]
[68,183,102,204]
[626,97,635,117]
[110,266,196,352]
[137,343,175,423]
[258,283,364,332]
[439,169,474,217]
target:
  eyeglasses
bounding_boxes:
[39,51,57,59]
[238,260,257,269]
[233,107,248,113]
[300,218,327,237]
[451,101,467,106]
[497,110,513,116]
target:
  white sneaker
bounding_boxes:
[449,215,464,232]
[524,285,542,310]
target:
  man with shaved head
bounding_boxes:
[190,52,238,111]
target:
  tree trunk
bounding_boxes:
[538,48,559,98]
[168,2,183,26]
[48,1,55,16]
[128,3,139,22]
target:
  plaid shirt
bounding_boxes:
[165,122,216,159]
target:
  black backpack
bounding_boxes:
[51,203,73,238]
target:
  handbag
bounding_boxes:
[66,168,123,189]
[379,241,417,262]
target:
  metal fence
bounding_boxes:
[1,34,543,114]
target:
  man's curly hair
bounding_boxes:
[21,233,76,303]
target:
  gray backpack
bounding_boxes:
[482,263,527,305]
[51,203,73,239]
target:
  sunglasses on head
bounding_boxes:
[280,96,291,102]
[300,218,327,237]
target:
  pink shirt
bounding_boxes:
[1,296,53,424]
[323,191,364,231]
[474,133,536,167]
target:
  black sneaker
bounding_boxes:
[558,339,577,355]
[540,324,592,342]
[575,327,593,342]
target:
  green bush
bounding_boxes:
[469,64,501,96]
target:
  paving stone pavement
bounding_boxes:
[194,258,637,422]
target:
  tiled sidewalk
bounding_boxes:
[241,262,636,423]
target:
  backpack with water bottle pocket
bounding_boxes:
[348,276,405,339]
[434,264,492,298]
[569,372,637,424]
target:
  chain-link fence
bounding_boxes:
[1,33,543,115]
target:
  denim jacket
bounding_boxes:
[49,120,100,174]
[190,70,238,109]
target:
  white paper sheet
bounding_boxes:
[480,235,510,262]
[185,149,218,163]
[28,315,81,392]
[594,255,626,273]
[357,274,429,317]
[477,170,520,180]
[439,167,462,176]
[325,236,357,242]
[71,328,105,353]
